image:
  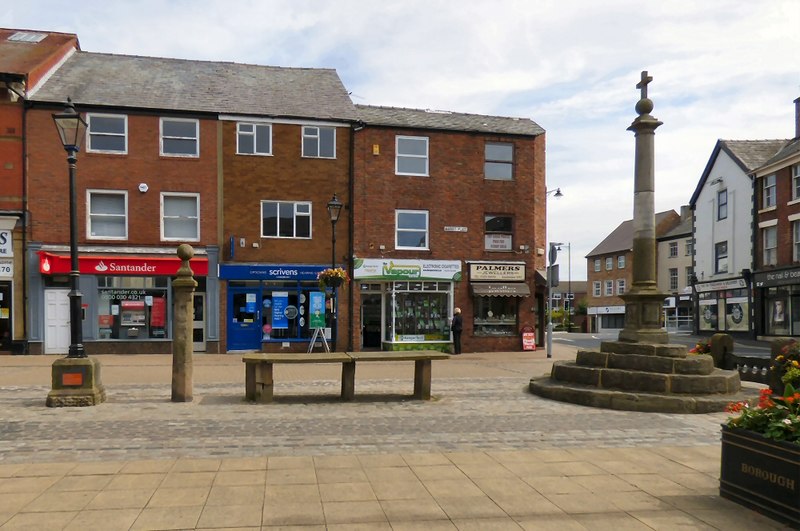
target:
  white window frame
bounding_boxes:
[86,113,128,154]
[604,280,614,296]
[686,267,694,286]
[594,259,601,272]
[395,136,429,176]
[669,268,678,291]
[261,201,312,239]
[395,209,429,250]
[593,281,601,297]
[793,164,800,201]
[669,242,678,258]
[161,193,200,242]
[160,117,199,157]
[763,226,777,266]
[301,126,336,159]
[87,190,128,240]
[237,122,272,156]
[605,257,613,270]
[616,279,626,295]
[763,174,776,209]
[685,239,693,256]
[617,255,625,269]
[794,220,800,262]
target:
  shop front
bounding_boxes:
[468,262,532,350]
[219,263,336,352]
[694,277,750,336]
[28,246,217,355]
[353,258,461,352]
[754,267,800,339]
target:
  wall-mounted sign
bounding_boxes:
[39,252,209,276]
[469,262,525,282]
[0,230,12,257]
[353,258,461,281]
[444,226,468,232]
[0,259,12,278]
[484,234,512,251]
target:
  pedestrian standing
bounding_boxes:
[451,307,463,355]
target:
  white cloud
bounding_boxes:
[3,0,799,278]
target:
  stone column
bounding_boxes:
[618,71,668,344]
[172,244,197,402]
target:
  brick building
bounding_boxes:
[752,97,800,338]
[0,29,79,353]
[351,105,547,353]
[586,210,679,333]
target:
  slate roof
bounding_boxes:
[30,51,358,121]
[586,210,678,257]
[658,215,692,240]
[355,104,544,136]
[759,137,800,170]
[689,139,788,206]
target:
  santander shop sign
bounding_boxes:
[38,252,209,276]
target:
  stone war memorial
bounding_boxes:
[530,71,758,413]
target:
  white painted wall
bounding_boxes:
[693,150,753,282]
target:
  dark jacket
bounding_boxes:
[451,314,463,332]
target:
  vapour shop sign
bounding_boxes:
[469,262,525,282]
[353,258,461,281]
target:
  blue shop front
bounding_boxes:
[219,263,335,352]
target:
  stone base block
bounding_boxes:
[46,357,106,408]
[601,341,687,358]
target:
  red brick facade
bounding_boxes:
[351,125,547,352]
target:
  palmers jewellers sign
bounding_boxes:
[469,262,526,282]
[38,252,209,276]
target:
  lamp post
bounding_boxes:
[326,194,343,349]
[47,98,106,407]
[52,98,88,359]
[545,187,563,358]
[547,241,564,359]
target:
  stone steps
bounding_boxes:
[529,340,760,413]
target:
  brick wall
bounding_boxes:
[351,126,546,352]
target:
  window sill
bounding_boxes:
[758,206,777,214]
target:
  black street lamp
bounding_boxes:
[47,98,105,407]
[327,194,343,269]
[52,98,88,359]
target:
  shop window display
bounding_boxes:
[385,282,449,342]
[97,276,169,340]
[473,296,517,336]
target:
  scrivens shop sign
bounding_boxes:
[38,252,209,276]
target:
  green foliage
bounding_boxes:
[727,384,800,444]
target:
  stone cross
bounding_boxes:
[636,70,653,99]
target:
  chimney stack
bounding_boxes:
[795,96,800,138]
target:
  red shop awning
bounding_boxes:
[38,252,209,276]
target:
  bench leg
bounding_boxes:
[245,363,256,401]
[414,359,432,399]
[341,361,356,401]
[254,363,274,403]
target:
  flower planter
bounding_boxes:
[720,424,800,526]
[323,277,343,288]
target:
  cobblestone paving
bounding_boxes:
[0,377,728,464]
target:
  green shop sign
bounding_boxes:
[353,258,462,281]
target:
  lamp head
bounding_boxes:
[327,194,344,224]
[52,97,87,152]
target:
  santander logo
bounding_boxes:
[42,257,51,273]
[94,261,109,272]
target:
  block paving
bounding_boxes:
[0,346,791,530]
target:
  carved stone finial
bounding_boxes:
[635,70,654,115]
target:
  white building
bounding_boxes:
[689,139,787,335]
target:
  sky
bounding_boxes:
[3,0,799,281]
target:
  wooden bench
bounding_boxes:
[243,351,450,403]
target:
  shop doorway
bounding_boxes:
[361,294,382,349]
[44,289,70,354]
[193,293,206,352]
[227,287,261,351]
[0,282,11,349]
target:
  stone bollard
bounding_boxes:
[709,333,733,368]
[172,244,198,402]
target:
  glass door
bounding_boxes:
[227,287,262,351]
